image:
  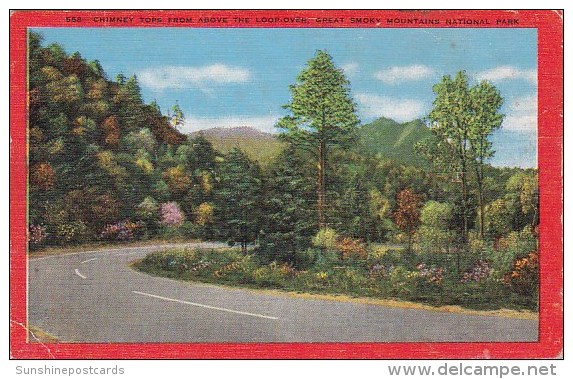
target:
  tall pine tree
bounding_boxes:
[276,50,359,229]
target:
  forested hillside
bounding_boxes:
[28,31,213,245]
[357,118,432,167]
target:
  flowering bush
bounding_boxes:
[160,202,185,227]
[503,251,539,296]
[28,224,47,247]
[213,256,253,278]
[100,220,142,241]
[251,264,293,288]
[368,263,392,279]
[189,260,211,272]
[460,260,493,283]
[388,266,417,297]
[415,263,445,284]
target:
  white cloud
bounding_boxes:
[138,64,252,91]
[182,114,279,134]
[341,62,359,76]
[502,94,538,132]
[374,65,434,85]
[355,93,426,122]
[475,66,537,85]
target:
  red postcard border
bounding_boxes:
[9,9,564,359]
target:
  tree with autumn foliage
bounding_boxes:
[392,188,423,253]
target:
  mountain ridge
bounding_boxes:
[189,118,432,167]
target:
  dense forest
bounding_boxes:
[28,31,539,309]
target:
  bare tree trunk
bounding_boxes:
[477,172,485,240]
[317,138,326,229]
[461,166,468,244]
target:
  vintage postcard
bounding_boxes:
[9,10,563,359]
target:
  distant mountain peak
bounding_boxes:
[357,117,431,167]
[191,126,276,141]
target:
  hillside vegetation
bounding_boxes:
[357,118,433,167]
[191,127,285,166]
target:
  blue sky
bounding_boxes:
[33,27,538,168]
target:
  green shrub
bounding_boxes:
[388,266,417,298]
[294,248,318,269]
[486,227,538,276]
[55,220,90,244]
[252,266,283,288]
[312,228,338,251]
[313,249,340,270]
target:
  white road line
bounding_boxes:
[80,257,98,264]
[74,269,87,279]
[132,290,278,320]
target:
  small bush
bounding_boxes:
[368,263,391,279]
[486,227,538,276]
[369,248,410,268]
[460,260,493,283]
[137,196,159,220]
[503,251,539,297]
[28,224,48,249]
[213,255,256,284]
[55,221,89,244]
[293,248,317,269]
[159,201,185,227]
[100,220,142,241]
[312,228,338,251]
[313,249,340,270]
[415,263,445,284]
[251,262,297,288]
[388,266,417,298]
[336,236,367,261]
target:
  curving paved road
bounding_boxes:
[28,243,538,342]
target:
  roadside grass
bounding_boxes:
[131,247,539,319]
[27,238,202,259]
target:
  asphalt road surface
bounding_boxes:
[28,243,538,342]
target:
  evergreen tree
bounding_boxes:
[214,148,263,253]
[277,50,359,229]
[260,146,316,264]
